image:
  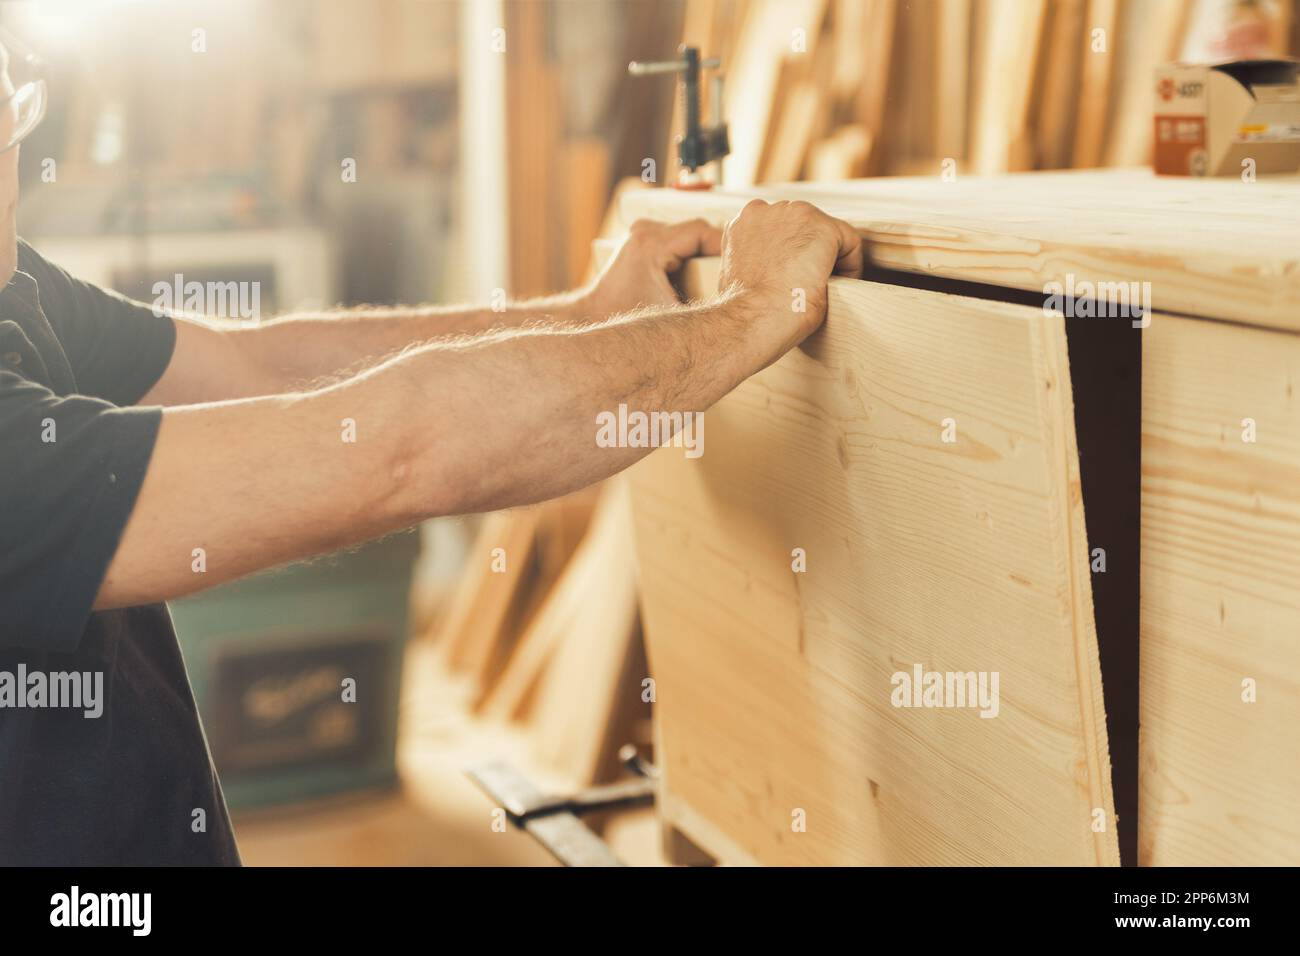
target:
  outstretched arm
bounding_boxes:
[99,201,863,610]
[139,219,723,405]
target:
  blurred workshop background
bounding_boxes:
[6,0,1296,865]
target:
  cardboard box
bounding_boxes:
[1154,59,1300,176]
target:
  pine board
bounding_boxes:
[1140,315,1300,865]
[968,0,1045,173]
[628,257,1118,865]
[723,0,829,187]
[620,170,1300,332]
[1073,0,1119,168]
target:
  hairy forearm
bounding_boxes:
[359,291,777,520]
[232,290,600,391]
[100,290,781,608]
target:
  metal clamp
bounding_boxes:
[468,746,658,867]
[629,45,730,179]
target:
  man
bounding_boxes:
[0,37,862,864]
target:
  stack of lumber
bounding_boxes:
[427,483,651,790]
[618,169,1300,865]
[504,0,683,295]
[663,0,1298,186]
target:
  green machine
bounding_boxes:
[169,529,421,810]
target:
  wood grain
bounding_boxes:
[1140,315,1300,865]
[1103,0,1191,168]
[437,508,542,672]
[856,0,898,175]
[620,170,1300,332]
[935,0,972,163]
[1034,0,1086,170]
[968,0,1045,173]
[1073,0,1118,168]
[724,0,829,187]
[629,257,1118,865]
[527,481,643,787]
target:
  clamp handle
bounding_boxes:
[629,45,729,178]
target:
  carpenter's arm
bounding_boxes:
[138,220,722,404]
[99,201,863,610]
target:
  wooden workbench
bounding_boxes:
[615,170,1300,866]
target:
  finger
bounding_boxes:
[659,218,723,271]
[827,215,864,278]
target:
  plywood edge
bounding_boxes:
[619,181,1300,334]
[1037,309,1121,866]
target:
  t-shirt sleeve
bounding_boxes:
[16,240,177,406]
[0,370,162,651]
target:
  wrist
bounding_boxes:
[715,285,798,374]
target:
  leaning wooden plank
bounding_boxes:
[480,483,620,724]
[723,0,829,187]
[1140,314,1300,865]
[436,508,542,671]
[934,0,972,163]
[829,0,870,99]
[629,256,1117,866]
[891,0,939,168]
[807,125,872,181]
[854,0,898,175]
[1103,0,1192,168]
[760,79,823,183]
[528,481,643,787]
[505,0,562,295]
[1034,0,1086,169]
[968,0,1046,173]
[478,555,584,723]
[619,170,1300,333]
[464,490,598,706]
[562,138,612,288]
[1073,0,1119,168]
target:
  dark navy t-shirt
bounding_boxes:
[0,240,240,865]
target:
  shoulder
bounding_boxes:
[17,236,61,278]
[15,237,77,305]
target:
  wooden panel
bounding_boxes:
[630,257,1118,865]
[968,0,1045,174]
[1140,315,1300,865]
[526,481,643,787]
[620,170,1300,332]
[934,0,972,162]
[723,0,829,187]
[1034,0,1086,169]
[437,508,542,672]
[1103,0,1191,168]
[852,0,897,175]
[1072,0,1119,168]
